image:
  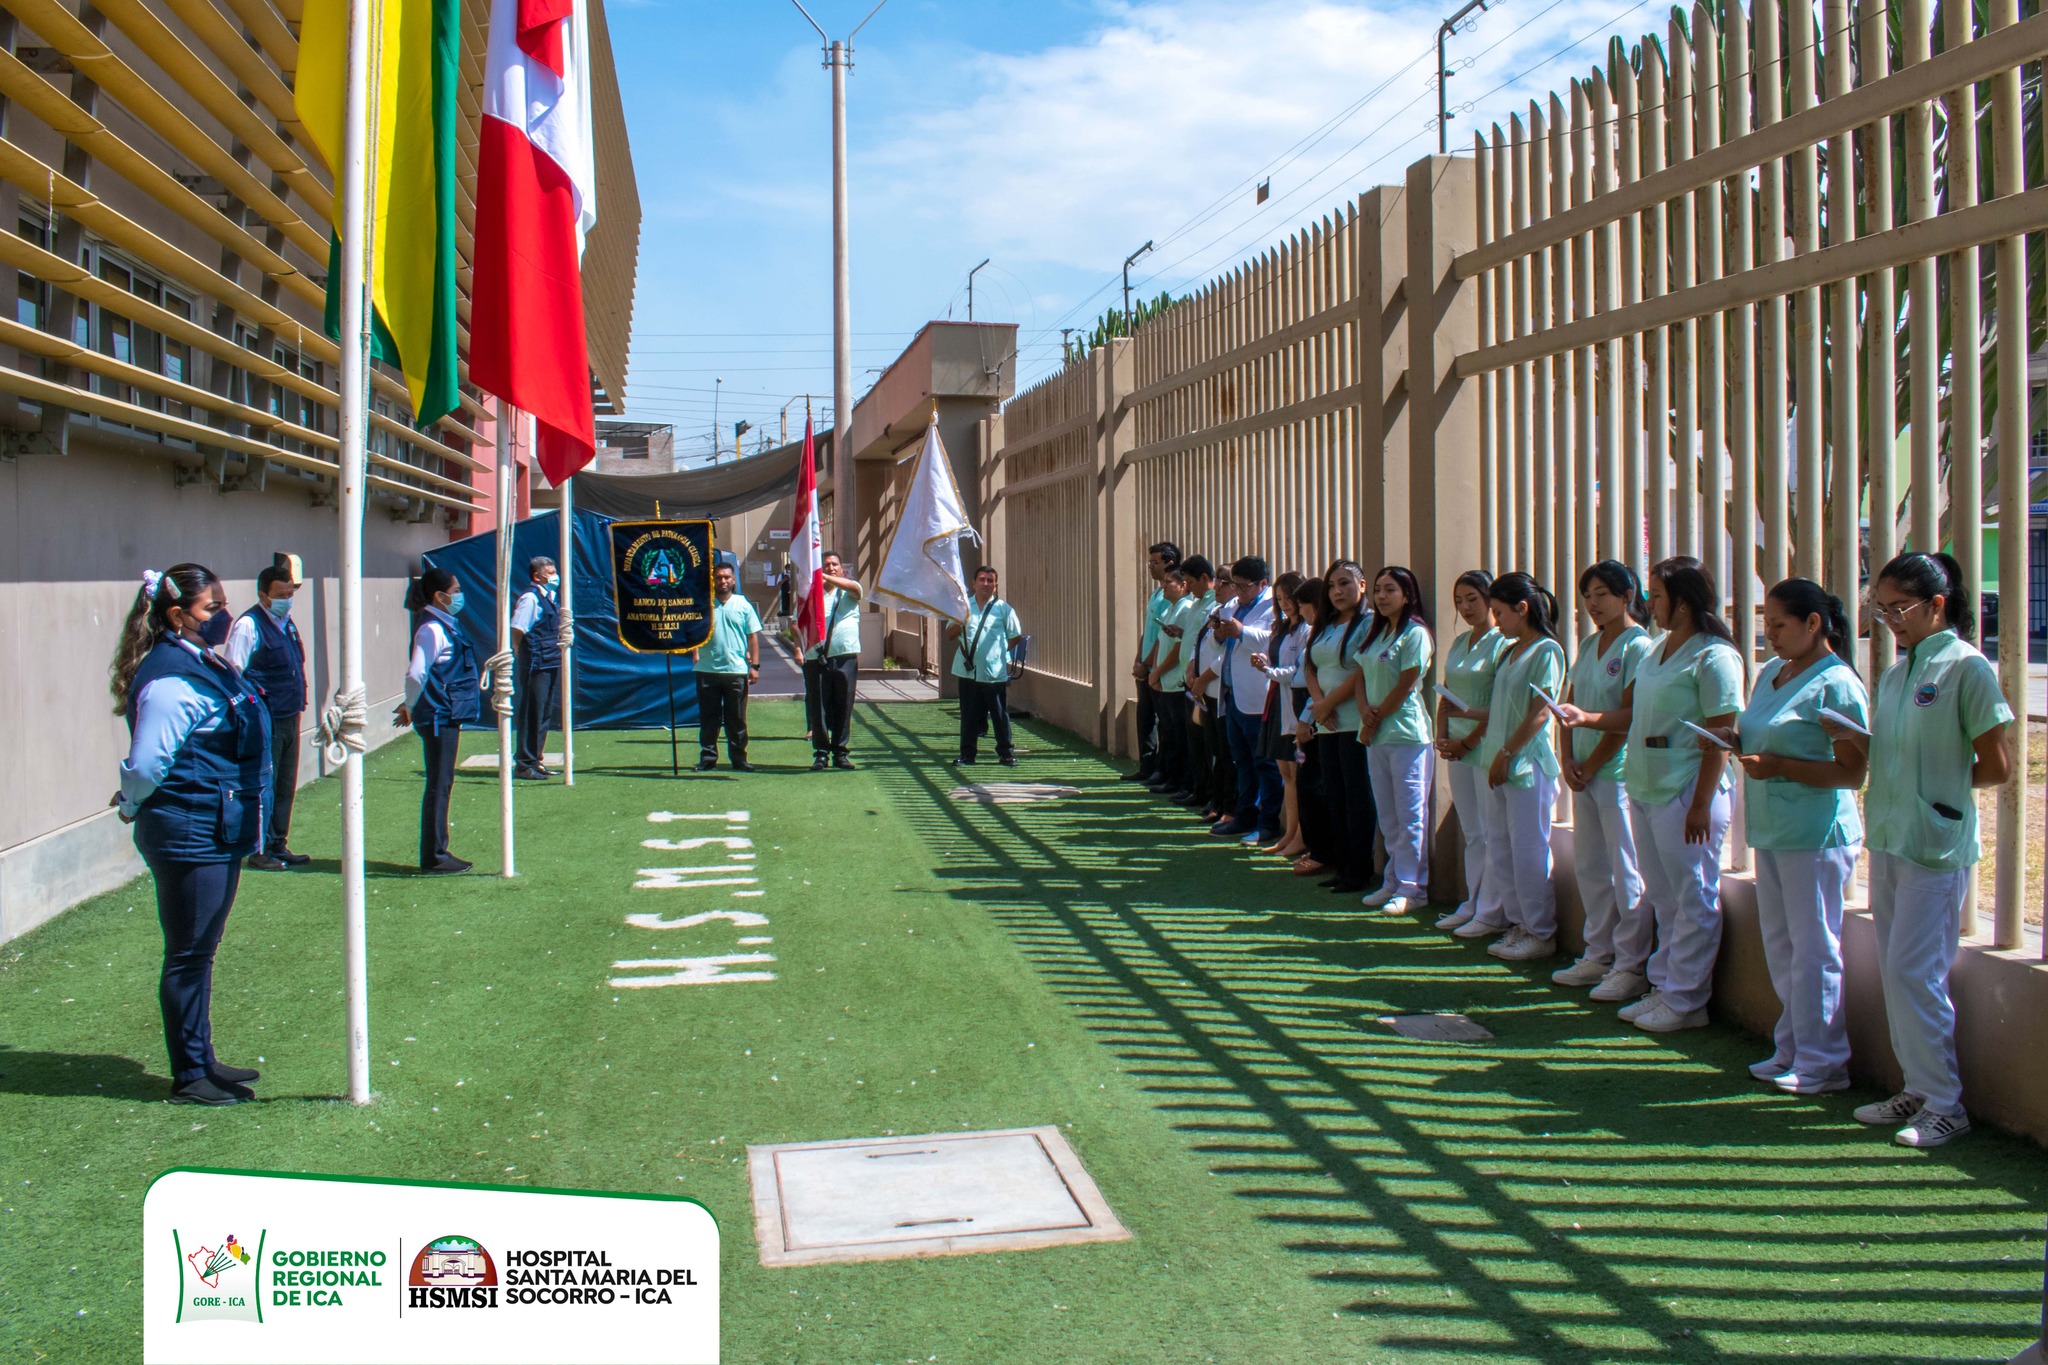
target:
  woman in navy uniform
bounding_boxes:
[224,554,308,868]
[111,564,272,1106]
[395,566,483,874]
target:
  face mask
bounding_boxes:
[198,610,232,647]
[445,591,466,616]
[544,572,559,589]
[264,597,292,621]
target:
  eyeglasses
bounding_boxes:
[1867,596,1929,625]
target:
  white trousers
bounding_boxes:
[1753,845,1857,1080]
[1868,850,1969,1115]
[1572,776,1649,974]
[1629,779,1730,1015]
[1367,743,1433,898]
[1484,769,1559,939]
[1446,760,1500,919]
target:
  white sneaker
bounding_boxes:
[1551,956,1610,987]
[1588,969,1649,1003]
[1616,988,1664,1022]
[1492,932,1556,962]
[1453,917,1507,939]
[1748,1054,1795,1080]
[1376,895,1416,915]
[1853,1092,1925,1126]
[1360,885,1396,908]
[1436,904,1475,930]
[1485,927,1526,956]
[1633,999,1709,1032]
[1896,1108,1970,1148]
[1774,1072,1850,1095]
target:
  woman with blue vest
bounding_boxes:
[1835,552,2012,1148]
[1433,569,1506,931]
[223,553,308,870]
[1616,557,1745,1033]
[1552,561,1654,999]
[112,564,272,1106]
[395,566,484,874]
[1723,577,1869,1096]
[1475,573,1568,961]
[1358,566,1434,913]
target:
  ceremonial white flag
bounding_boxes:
[873,417,978,621]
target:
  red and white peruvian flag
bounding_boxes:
[470,0,598,485]
[790,416,826,654]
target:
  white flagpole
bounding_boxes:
[335,0,375,1105]
[559,472,575,785]
[495,404,517,876]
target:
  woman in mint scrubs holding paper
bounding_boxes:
[1615,558,1744,1034]
[1732,578,1868,1096]
[1357,566,1434,914]
[1434,570,1506,932]
[1836,552,2012,1149]
[1476,572,1567,961]
[1552,561,1653,1001]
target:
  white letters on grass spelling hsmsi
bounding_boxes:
[608,811,776,989]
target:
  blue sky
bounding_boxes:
[605,0,1681,462]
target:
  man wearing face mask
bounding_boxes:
[510,556,561,781]
[222,553,308,871]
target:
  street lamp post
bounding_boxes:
[1123,240,1154,334]
[1437,0,1490,154]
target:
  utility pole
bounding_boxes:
[1123,240,1154,334]
[712,376,722,467]
[1061,327,1075,366]
[967,257,989,321]
[794,0,889,562]
[1437,0,1489,154]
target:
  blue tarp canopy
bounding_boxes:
[421,508,713,729]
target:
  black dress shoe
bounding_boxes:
[953,757,976,766]
[514,765,547,781]
[420,855,473,875]
[1328,879,1367,894]
[1118,770,1150,782]
[1171,791,1203,805]
[812,755,829,771]
[275,848,311,866]
[832,755,857,770]
[999,756,1019,767]
[693,758,718,772]
[729,760,757,773]
[246,853,287,872]
[211,1062,261,1084]
[169,1076,249,1106]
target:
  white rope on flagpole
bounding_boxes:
[335,0,376,1106]
[495,403,518,878]
[559,473,575,785]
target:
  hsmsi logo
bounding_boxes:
[408,1233,500,1308]
[173,1229,263,1323]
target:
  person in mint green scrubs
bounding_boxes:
[1433,570,1507,932]
[946,565,1024,766]
[693,561,761,771]
[1303,561,1377,893]
[1476,572,1568,961]
[1834,552,2013,1149]
[1552,561,1653,999]
[1616,558,1745,1034]
[1730,578,1868,1096]
[1146,567,1198,796]
[1357,566,1434,913]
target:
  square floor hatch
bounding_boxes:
[747,1126,1130,1267]
[1380,1013,1494,1041]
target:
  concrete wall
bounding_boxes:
[0,426,445,942]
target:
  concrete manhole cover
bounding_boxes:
[1379,1013,1494,1042]
[747,1126,1129,1267]
[947,782,1081,804]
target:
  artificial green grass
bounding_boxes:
[2,699,2042,1364]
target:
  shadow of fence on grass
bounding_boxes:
[854,700,2046,1364]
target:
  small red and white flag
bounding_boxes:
[470,0,598,484]
[790,416,826,653]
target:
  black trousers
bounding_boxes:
[417,724,461,865]
[803,654,858,757]
[1295,723,1336,861]
[1317,731,1378,884]
[1154,688,1191,790]
[1191,696,1236,808]
[958,679,1013,760]
[148,856,241,1084]
[265,715,300,854]
[516,666,559,769]
[695,671,750,762]
[1135,680,1159,775]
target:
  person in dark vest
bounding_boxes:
[223,553,309,870]
[395,566,484,874]
[510,555,561,781]
[112,564,272,1106]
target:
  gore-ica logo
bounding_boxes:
[408,1234,500,1308]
